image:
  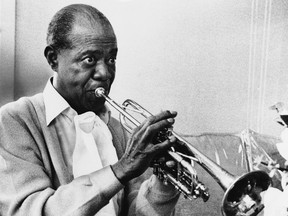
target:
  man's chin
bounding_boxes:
[85,99,106,113]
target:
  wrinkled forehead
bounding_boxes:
[69,16,117,47]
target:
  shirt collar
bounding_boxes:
[43,77,111,126]
[43,77,72,126]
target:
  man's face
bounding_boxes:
[54,20,118,114]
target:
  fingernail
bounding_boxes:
[170,111,177,115]
[166,160,176,168]
[167,118,174,123]
[168,135,176,142]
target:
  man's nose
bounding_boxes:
[92,60,111,81]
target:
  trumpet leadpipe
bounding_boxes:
[95,87,140,126]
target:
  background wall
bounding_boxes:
[1,0,288,215]
[0,0,15,106]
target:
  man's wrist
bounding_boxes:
[110,162,130,185]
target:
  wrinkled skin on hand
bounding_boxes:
[111,110,177,184]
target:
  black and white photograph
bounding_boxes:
[0,0,288,215]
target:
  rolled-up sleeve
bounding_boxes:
[125,169,180,216]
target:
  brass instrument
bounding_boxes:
[95,87,271,216]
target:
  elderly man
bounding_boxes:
[0,4,180,216]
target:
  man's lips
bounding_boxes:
[87,88,108,95]
[88,82,110,94]
[86,87,109,102]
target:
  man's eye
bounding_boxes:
[83,57,96,65]
[107,57,116,65]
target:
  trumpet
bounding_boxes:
[95,87,271,216]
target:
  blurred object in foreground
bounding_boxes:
[176,129,283,215]
[270,102,288,127]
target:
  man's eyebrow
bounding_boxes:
[79,49,103,56]
[74,47,118,60]
[109,48,118,54]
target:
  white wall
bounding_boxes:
[2,0,288,137]
[0,0,15,106]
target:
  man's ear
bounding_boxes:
[44,46,58,72]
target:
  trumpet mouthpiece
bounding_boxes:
[95,87,106,98]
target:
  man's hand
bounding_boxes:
[111,110,177,184]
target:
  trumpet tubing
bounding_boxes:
[95,87,271,216]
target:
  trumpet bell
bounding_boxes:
[222,170,271,216]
